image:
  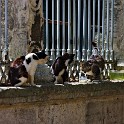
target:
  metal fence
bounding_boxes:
[0,0,115,84]
[0,0,10,84]
[44,0,114,62]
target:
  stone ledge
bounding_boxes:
[0,82,123,105]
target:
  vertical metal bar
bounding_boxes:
[87,0,91,59]
[73,0,76,58]
[97,0,101,51]
[4,0,9,61]
[106,0,110,60]
[56,0,60,57]
[0,0,1,59]
[62,0,66,55]
[77,0,81,60]
[45,0,49,55]
[92,0,96,42]
[110,0,114,61]
[51,0,55,60]
[82,0,86,60]
[67,0,71,54]
[102,0,105,58]
[5,0,8,50]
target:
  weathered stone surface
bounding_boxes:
[0,83,124,123]
[34,64,55,85]
[0,108,16,124]
[113,0,124,59]
[3,0,44,59]
[8,0,28,59]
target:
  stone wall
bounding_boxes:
[0,82,124,124]
[113,0,124,59]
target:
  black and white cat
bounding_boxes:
[51,53,75,84]
[8,51,49,86]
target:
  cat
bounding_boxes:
[8,51,49,86]
[51,53,75,84]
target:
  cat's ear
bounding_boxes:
[33,54,39,60]
[20,56,25,61]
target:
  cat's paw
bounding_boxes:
[31,83,36,86]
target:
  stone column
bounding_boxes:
[8,0,28,59]
[113,0,124,59]
[8,0,44,59]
